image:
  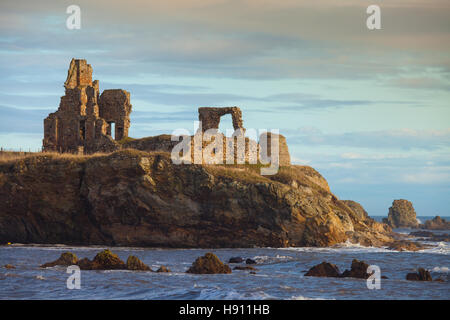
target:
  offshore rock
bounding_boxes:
[186,253,232,274]
[126,255,152,271]
[421,216,450,230]
[406,268,432,281]
[304,262,341,278]
[40,252,78,268]
[383,199,419,228]
[341,259,370,279]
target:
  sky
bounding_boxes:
[0,0,449,216]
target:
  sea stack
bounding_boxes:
[383,199,419,228]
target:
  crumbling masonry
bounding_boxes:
[43,59,291,165]
[43,59,132,153]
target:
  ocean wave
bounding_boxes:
[290,295,333,300]
[431,266,449,273]
[198,289,275,300]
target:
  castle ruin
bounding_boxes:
[43,59,132,153]
[43,59,291,166]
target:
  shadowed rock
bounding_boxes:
[406,268,432,281]
[228,257,244,263]
[234,266,256,271]
[341,259,370,279]
[304,262,340,278]
[245,258,256,265]
[126,255,152,271]
[186,253,231,274]
[40,252,78,268]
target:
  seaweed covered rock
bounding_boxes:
[76,249,126,270]
[304,262,340,278]
[341,259,370,279]
[186,253,231,274]
[40,252,78,268]
[4,264,15,269]
[90,249,126,270]
[126,255,151,271]
[406,268,432,281]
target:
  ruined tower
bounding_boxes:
[43,59,132,153]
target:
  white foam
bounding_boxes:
[431,266,449,273]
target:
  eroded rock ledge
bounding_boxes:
[0,149,393,248]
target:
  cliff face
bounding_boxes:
[0,150,392,247]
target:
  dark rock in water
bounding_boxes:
[4,264,15,269]
[409,231,434,237]
[126,255,151,271]
[381,276,388,279]
[186,253,231,274]
[406,268,432,281]
[234,266,257,271]
[383,199,419,228]
[387,240,427,252]
[245,258,257,265]
[228,257,244,263]
[40,252,78,268]
[304,262,340,278]
[421,216,450,230]
[341,259,370,279]
[76,258,93,270]
[156,266,171,273]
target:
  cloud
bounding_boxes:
[288,127,450,151]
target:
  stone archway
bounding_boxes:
[198,107,245,134]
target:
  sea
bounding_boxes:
[0,216,448,300]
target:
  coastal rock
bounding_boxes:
[406,268,432,281]
[156,266,171,273]
[4,264,15,269]
[0,150,394,248]
[341,259,370,279]
[304,262,341,278]
[234,266,256,271]
[228,257,244,263]
[387,240,427,252]
[40,252,78,268]
[409,231,434,237]
[126,255,151,271]
[245,258,257,265]
[76,258,94,270]
[342,200,368,221]
[186,253,232,274]
[421,216,450,230]
[383,199,419,228]
[89,249,126,270]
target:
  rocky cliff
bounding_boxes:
[0,150,392,247]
